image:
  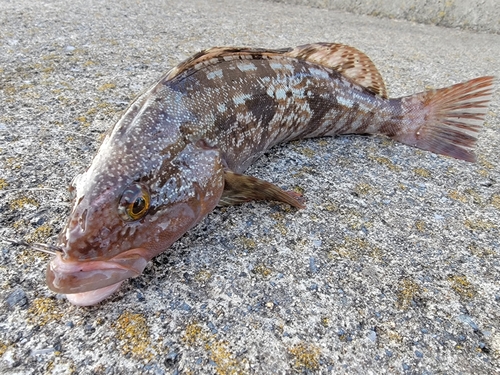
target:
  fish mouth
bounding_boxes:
[46,248,150,306]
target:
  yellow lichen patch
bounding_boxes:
[369,155,400,171]
[491,333,500,360]
[292,166,314,178]
[28,298,63,326]
[76,116,90,127]
[12,219,26,229]
[239,237,256,251]
[5,157,22,169]
[15,249,40,265]
[369,246,383,261]
[98,83,116,91]
[182,322,207,346]
[329,237,369,260]
[491,194,500,210]
[355,183,372,196]
[478,169,489,177]
[86,107,98,116]
[381,138,395,147]
[299,147,315,158]
[209,341,247,375]
[113,311,152,360]
[478,156,494,170]
[317,140,328,147]
[9,196,39,210]
[292,238,308,252]
[321,317,330,327]
[448,275,476,299]
[0,179,8,189]
[464,219,497,232]
[26,223,53,243]
[274,222,287,236]
[183,322,248,374]
[448,190,468,203]
[270,212,285,221]
[322,201,338,212]
[386,329,403,343]
[415,220,426,232]
[182,322,202,345]
[288,342,321,371]
[3,85,17,96]
[194,269,212,283]
[252,263,272,277]
[413,167,431,178]
[292,185,304,195]
[464,188,482,205]
[0,341,8,356]
[396,279,420,310]
[468,243,495,257]
[97,101,119,115]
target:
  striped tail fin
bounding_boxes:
[393,76,495,162]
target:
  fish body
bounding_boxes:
[46,43,494,305]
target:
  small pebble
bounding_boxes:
[84,325,95,334]
[309,257,319,273]
[5,288,28,309]
[367,330,377,343]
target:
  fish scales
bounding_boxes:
[39,43,494,306]
[174,56,394,172]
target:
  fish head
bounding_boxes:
[47,99,225,305]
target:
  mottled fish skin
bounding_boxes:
[45,43,495,305]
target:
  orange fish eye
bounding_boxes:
[119,184,150,221]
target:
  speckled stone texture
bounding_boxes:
[0,0,499,374]
[266,0,500,34]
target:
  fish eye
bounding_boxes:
[118,183,150,221]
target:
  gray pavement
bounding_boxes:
[1,0,499,374]
[266,0,500,34]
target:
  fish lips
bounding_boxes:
[46,248,150,305]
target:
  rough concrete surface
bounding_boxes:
[0,0,499,374]
[266,0,500,34]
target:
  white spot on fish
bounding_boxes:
[275,88,286,100]
[337,95,353,108]
[309,67,330,80]
[233,93,252,105]
[237,62,257,72]
[270,62,284,70]
[207,69,223,80]
[217,103,227,113]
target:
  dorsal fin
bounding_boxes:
[164,46,293,81]
[285,43,387,98]
[164,43,387,98]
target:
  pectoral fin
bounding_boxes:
[220,170,305,208]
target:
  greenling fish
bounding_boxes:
[40,43,494,305]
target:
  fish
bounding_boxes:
[42,42,494,306]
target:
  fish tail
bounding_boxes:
[393,76,495,162]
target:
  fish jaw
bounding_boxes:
[65,282,124,306]
[46,247,152,305]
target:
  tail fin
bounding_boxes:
[393,76,495,162]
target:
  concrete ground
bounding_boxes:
[0,0,499,374]
[265,0,500,34]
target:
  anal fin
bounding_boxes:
[220,171,305,208]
